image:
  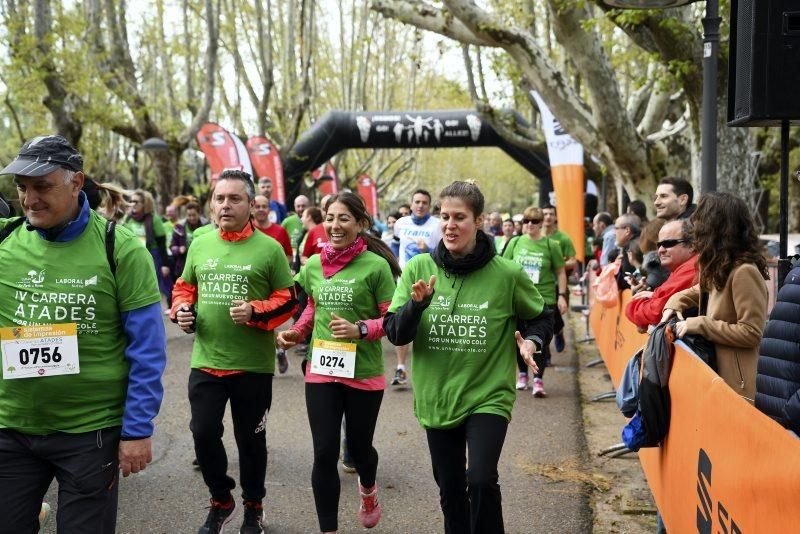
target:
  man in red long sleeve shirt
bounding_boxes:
[626,220,697,331]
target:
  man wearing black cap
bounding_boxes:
[0,135,168,533]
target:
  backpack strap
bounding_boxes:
[0,216,117,275]
[105,220,117,276]
[0,217,27,245]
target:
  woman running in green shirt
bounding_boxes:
[277,192,400,534]
[384,181,553,534]
[502,206,568,397]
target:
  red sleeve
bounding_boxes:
[291,295,316,339]
[625,265,696,329]
[302,228,317,258]
[277,226,292,257]
[170,278,197,320]
[247,287,298,331]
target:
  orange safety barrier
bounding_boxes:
[590,290,800,533]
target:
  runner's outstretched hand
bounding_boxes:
[515,331,539,374]
[329,313,359,339]
[276,330,300,349]
[411,275,436,302]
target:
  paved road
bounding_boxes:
[44,319,591,533]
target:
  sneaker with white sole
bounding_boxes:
[358,480,381,528]
[391,368,407,387]
[532,378,546,398]
[198,497,236,534]
[239,501,264,534]
[515,372,528,390]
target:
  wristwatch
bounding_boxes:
[356,320,368,339]
[559,292,568,299]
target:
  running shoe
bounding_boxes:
[341,437,356,473]
[277,349,289,374]
[198,497,236,534]
[239,501,264,534]
[342,455,357,473]
[555,332,566,353]
[532,378,547,398]
[37,502,51,532]
[358,480,381,529]
[391,368,407,386]
[515,372,528,390]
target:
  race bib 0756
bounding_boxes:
[1,323,80,379]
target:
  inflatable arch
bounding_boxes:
[281,110,553,199]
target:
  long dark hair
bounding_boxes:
[325,192,402,279]
[690,192,768,292]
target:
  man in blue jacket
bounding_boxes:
[0,135,167,533]
[756,264,800,434]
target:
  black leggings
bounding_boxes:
[305,382,384,532]
[188,369,272,503]
[517,305,558,378]
[426,413,509,534]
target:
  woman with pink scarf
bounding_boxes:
[277,192,400,534]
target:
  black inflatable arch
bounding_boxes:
[282,110,552,199]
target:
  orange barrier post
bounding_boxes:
[590,291,800,532]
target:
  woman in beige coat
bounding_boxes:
[663,192,769,403]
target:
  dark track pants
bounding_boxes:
[425,413,509,534]
[188,369,272,502]
[305,382,383,532]
[0,426,120,534]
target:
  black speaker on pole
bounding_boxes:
[728,0,800,126]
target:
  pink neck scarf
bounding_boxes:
[321,236,367,278]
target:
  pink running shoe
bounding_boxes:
[532,378,547,398]
[358,480,382,528]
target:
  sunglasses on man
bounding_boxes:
[522,218,542,225]
[657,238,688,249]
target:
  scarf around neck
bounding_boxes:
[412,213,431,226]
[321,236,367,278]
[432,229,495,276]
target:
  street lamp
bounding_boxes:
[603,0,719,194]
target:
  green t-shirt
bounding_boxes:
[181,230,294,373]
[282,214,304,249]
[121,215,166,249]
[0,211,161,434]
[164,219,175,249]
[502,236,565,304]
[295,251,396,379]
[388,254,544,429]
[192,223,215,240]
[548,229,576,261]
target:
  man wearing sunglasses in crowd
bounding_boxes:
[625,219,698,333]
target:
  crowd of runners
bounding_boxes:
[0,135,630,534]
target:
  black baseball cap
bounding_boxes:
[0,135,83,176]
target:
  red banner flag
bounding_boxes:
[196,123,253,187]
[246,136,285,204]
[312,162,339,197]
[357,175,378,217]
